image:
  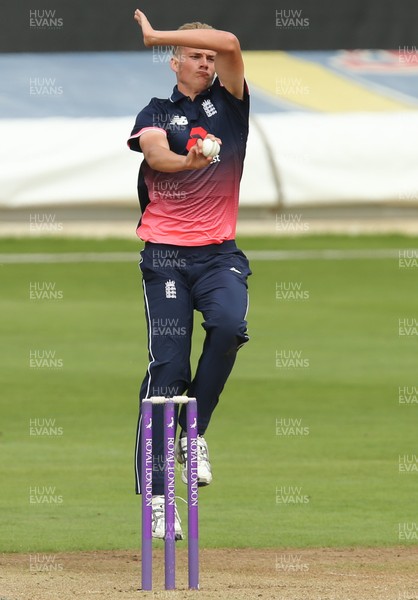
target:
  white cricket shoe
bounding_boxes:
[175,435,213,486]
[151,495,184,540]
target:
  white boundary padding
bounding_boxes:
[1,112,418,208]
[0,115,278,208]
[239,116,278,206]
[256,111,418,206]
[0,117,140,207]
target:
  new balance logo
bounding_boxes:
[165,280,177,299]
[202,99,217,117]
[170,115,188,125]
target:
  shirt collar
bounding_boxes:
[169,84,212,104]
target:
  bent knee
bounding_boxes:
[203,316,249,349]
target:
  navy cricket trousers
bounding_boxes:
[134,240,251,494]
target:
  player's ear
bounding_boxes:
[170,56,179,74]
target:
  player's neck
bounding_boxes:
[177,82,209,102]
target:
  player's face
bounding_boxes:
[171,47,216,95]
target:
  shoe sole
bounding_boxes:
[198,479,211,487]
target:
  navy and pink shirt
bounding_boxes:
[127,77,249,246]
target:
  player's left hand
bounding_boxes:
[134,9,155,47]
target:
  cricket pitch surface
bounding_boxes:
[1,547,417,600]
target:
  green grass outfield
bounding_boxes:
[0,234,417,552]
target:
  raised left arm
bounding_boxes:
[134,9,245,100]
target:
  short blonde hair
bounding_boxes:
[172,22,214,56]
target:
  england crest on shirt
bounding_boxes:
[165,280,177,299]
[202,99,217,117]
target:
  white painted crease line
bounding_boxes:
[0,248,413,264]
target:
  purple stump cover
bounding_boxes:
[187,399,199,589]
[141,400,153,591]
[164,400,176,589]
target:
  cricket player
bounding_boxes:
[128,8,251,539]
